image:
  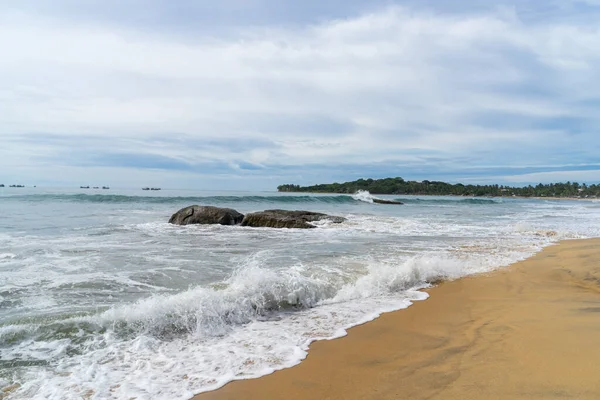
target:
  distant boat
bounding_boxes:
[93,187,99,189]
[150,188,161,191]
[80,186,90,189]
[142,187,150,191]
[102,186,109,189]
[9,185,24,188]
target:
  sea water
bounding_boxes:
[1,188,600,399]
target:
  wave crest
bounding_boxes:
[397,197,501,205]
[2,193,502,206]
[352,190,376,203]
[1,194,359,205]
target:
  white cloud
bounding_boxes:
[0,5,599,186]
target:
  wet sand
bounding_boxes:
[195,239,600,400]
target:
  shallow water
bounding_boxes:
[1,188,599,399]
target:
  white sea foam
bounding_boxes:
[5,243,541,400]
[351,190,376,203]
[3,194,600,400]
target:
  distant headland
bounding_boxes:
[277,177,600,198]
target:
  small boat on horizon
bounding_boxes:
[102,186,110,189]
[80,186,90,189]
[150,188,161,191]
[142,187,150,190]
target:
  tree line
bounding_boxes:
[277,177,600,198]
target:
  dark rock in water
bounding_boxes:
[373,198,404,205]
[169,205,244,226]
[241,209,346,229]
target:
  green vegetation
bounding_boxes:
[278,178,600,198]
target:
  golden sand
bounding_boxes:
[195,239,600,400]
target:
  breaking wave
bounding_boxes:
[1,248,517,400]
[1,194,359,205]
[1,193,502,205]
[397,197,502,205]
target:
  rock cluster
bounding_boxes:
[168,206,345,229]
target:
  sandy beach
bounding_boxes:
[195,238,600,400]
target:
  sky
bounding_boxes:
[1,0,599,190]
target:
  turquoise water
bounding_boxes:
[1,188,599,399]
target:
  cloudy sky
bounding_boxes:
[1,0,599,189]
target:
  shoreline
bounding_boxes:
[280,191,599,201]
[195,238,600,400]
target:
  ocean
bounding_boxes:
[1,188,600,399]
